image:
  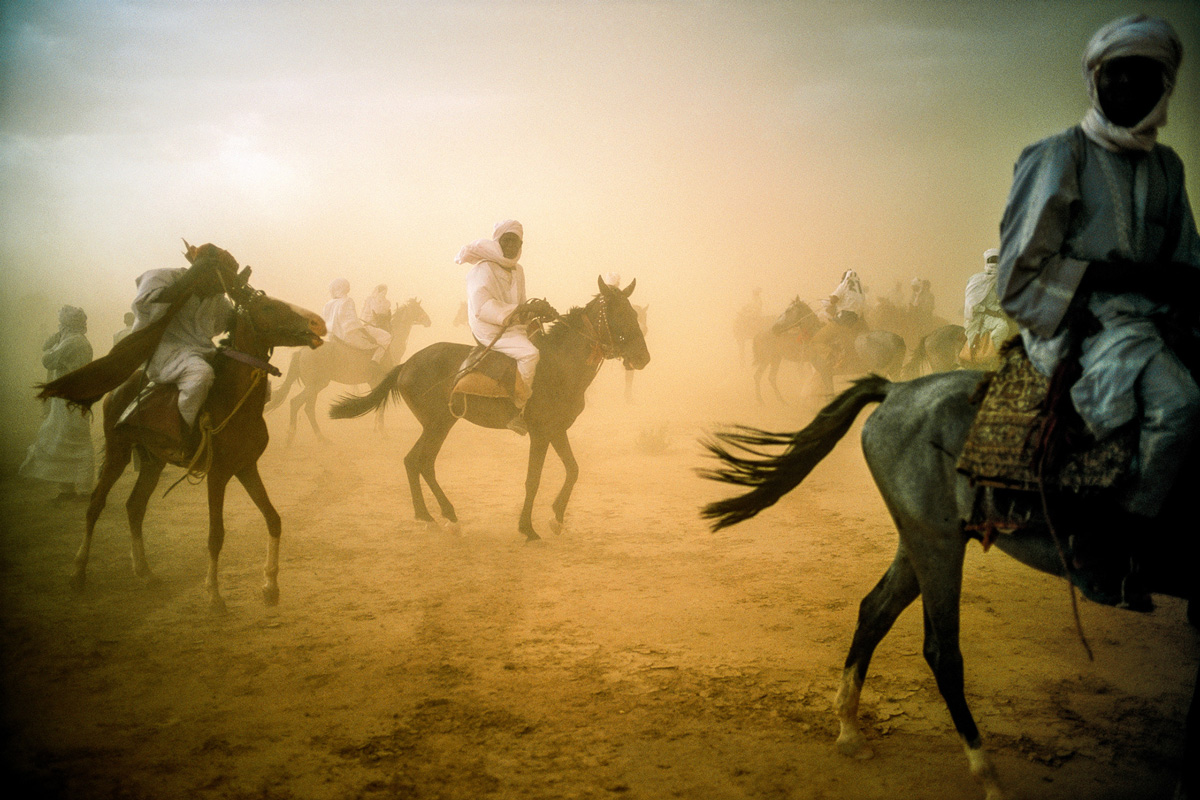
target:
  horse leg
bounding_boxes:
[72,441,134,592]
[286,389,305,446]
[624,369,635,404]
[124,455,167,583]
[519,434,552,541]
[235,464,283,606]
[835,546,922,759]
[917,547,1002,800]
[205,471,233,613]
[302,388,328,443]
[753,362,768,404]
[769,359,786,403]
[404,421,457,532]
[547,432,579,535]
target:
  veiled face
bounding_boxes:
[498,233,522,260]
[1097,55,1165,127]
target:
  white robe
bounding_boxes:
[132,268,234,425]
[323,296,391,352]
[20,331,95,491]
[465,261,538,403]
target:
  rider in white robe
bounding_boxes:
[457,219,540,410]
[323,279,391,362]
[132,267,235,429]
[963,249,1012,354]
[20,306,95,496]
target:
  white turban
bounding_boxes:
[983,248,999,264]
[604,272,621,288]
[493,220,523,241]
[456,239,520,271]
[329,278,350,298]
[1080,15,1183,152]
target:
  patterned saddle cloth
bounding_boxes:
[956,339,1135,494]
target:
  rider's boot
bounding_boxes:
[506,409,528,436]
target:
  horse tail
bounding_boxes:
[329,365,402,419]
[264,350,301,412]
[699,374,890,530]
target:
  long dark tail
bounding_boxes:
[698,375,890,530]
[329,365,402,419]
[263,350,301,412]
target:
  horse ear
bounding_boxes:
[622,278,636,298]
[182,238,199,264]
[597,275,613,296]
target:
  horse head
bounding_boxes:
[596,275,650,370]
[771,296,817,336]
[397,297,432,329]
[234,288,326,351]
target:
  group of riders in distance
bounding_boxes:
[736,253,1018,403]
[28,13,1200,800]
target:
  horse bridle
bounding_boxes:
[575,295,623,363]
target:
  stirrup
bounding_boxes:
[505,412,528,436]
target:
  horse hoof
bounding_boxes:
[836,732,873,760]
[209,596,228,615]
[423,519,440,534]
[547,517,564,535]
[262,584,280,606]
[443,520,462,536]
[524,530,542,543]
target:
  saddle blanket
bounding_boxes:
[956,340,1134,494]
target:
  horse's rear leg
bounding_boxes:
[124,454,167,583]
[235,464,282,606]
[519,435,552,541]
[72,441,135,592]
[836,547,921,759]
[918,551,1002,800]
[546,432,578,535]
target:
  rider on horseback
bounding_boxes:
[128,243,241,452]
[962,249,1014,365]
[323,278,392,363]
[812,269,867,369]
[456,219,557,435]
[997,15,1200,607]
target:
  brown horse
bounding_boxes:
[72,285,325,611]
[266,297,432,443]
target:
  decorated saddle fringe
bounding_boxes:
[449,348,519,418]
[956,339,1134,494]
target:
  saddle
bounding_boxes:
[957,339,1136,545]
[449,347,521,418]
[115,382,197,465]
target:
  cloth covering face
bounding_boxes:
[830,270,865,316]
[132,268,235,426]
[361,285,391,327]
[20,327,95,492]
[1080,14,1182,154]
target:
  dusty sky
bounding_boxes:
[1,0,1198,458]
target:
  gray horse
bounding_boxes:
[898,323,968,378]
[701,371,1197,800]
[266,297,431,443]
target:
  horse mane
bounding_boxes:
[537,297,600,348]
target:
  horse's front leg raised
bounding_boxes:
[206,471,233,613]
[235,463,282,606]
[547,432,578,535]
[519,434,551,542]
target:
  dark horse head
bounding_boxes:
[770,296,819,337]
[594,275,650,370]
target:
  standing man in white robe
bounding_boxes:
[323,278,392,362]
[20,306,95,499]
[456,219,545,434]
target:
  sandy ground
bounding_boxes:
[1,366,1196,800]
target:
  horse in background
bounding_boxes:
[753,298,905,402]
[700,372,1198,799]
[899,323,968,378]
[734,307,774,366]
[70,282,326,611]
[331,277,650,541]
[266,297,431,443]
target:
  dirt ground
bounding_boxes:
[1,367,1196,800]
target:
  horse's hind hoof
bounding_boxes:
[547,517,564,535]
[262,584,280,606]
[442,520,462,536]
[523,530,542,543]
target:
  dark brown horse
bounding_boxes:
[265,297,432,443]
[330,277,650,541]
[72,286,325,611]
